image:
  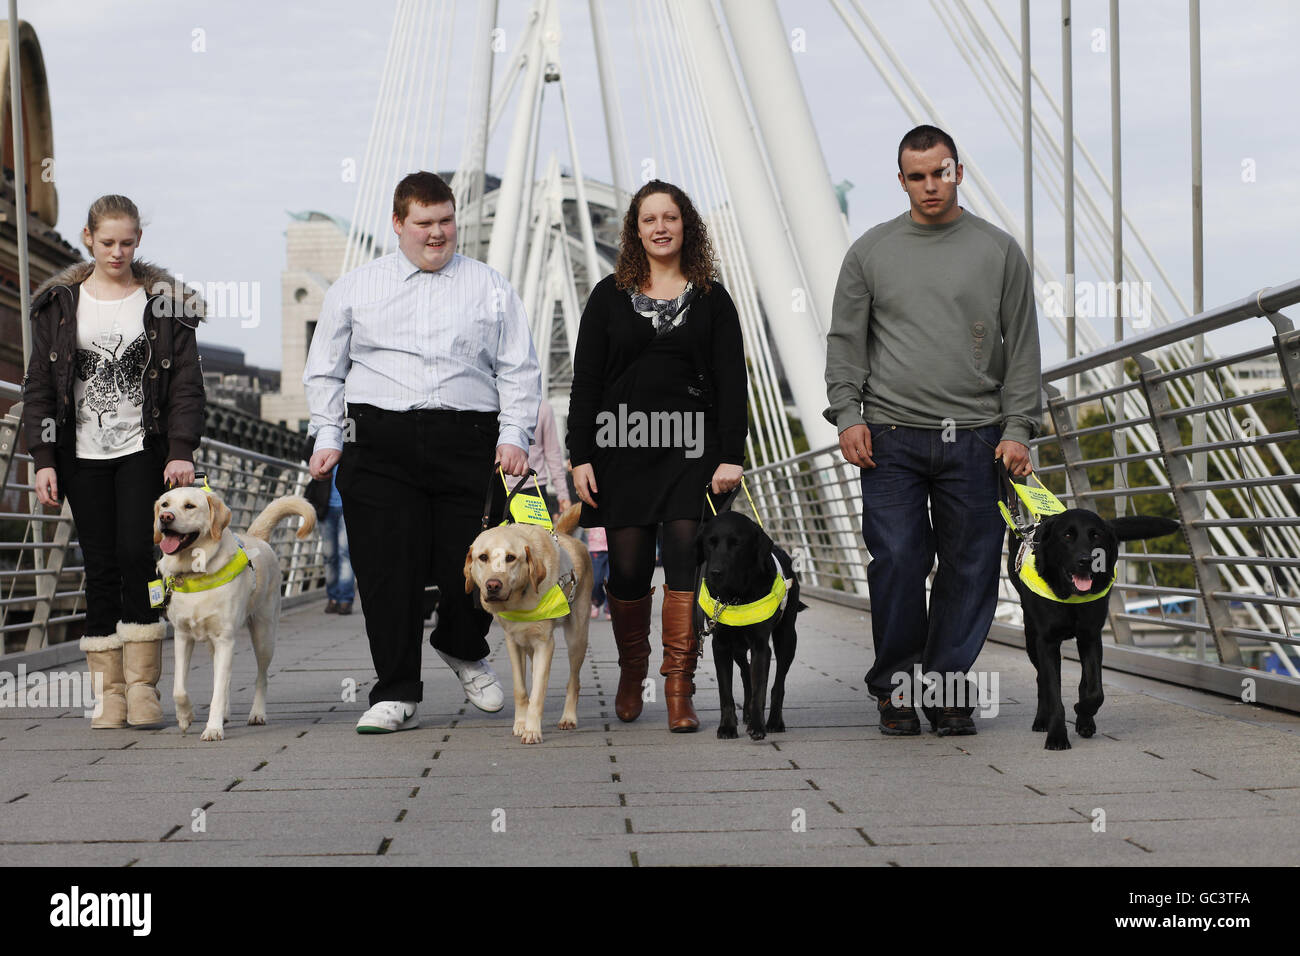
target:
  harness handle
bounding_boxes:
[702,476,764,529]
[481,465,538,530]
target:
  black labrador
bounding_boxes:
[1008,509,1179,750]
[695,512,805,740]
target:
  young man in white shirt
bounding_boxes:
[305,172,541,733]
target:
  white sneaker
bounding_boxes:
[435,649,505,713]
[356,700,418,734]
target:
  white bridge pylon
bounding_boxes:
[338,1,1300,641]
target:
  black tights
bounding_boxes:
[606,520,699,598]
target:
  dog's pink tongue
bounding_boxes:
[160,534,182,555]
[1072,572,1093,592]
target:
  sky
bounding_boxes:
[23,0,1300,375]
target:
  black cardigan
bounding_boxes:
[567,274,747,467]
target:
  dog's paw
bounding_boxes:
[748,724,767,741]
[1044,735,1071,751]
[717,724,738,740]
[512,718,526,737]
[520,726,543,744]
[247,712,266,727]
[557,715,577,730]
[767,713,786,733]
[200,724,225,742]
[1075,714,1096,738]
[1031,717,1048,732]
[175,697,193,732]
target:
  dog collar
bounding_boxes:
[498,547,576,622]
[699,554,789,627]
[1017,548,1116,604]
[168,540,253,595]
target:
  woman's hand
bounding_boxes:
[711,463,743,495]
[572,463,598,508]
[34,467,59,507]
[164,459,196,488]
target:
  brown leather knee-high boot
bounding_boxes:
[660,589,699,732]
[606,589,653,722]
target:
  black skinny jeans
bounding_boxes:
[60,445,166,637]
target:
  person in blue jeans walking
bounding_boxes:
[824,125,1041,737]
[322,470,355,615]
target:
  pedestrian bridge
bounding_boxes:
[2,279,1299,865]
[1,594,1297,867]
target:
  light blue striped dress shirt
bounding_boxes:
[304,251,541,454]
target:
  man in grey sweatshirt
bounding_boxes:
[824,125,1041,737]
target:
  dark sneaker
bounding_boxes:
[877,698,921,736]
[934,707,977,736]
[325,600,339,614]
[337,601,353,616]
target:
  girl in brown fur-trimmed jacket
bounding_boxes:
[21,194,205,729]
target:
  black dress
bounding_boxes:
[567,274,747,530]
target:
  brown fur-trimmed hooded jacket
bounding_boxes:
[21,259,206,471]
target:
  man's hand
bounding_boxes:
[996,439,1032,477]
[496,444,529,477]
[310,448,341,481]
[164,460,196,488]
[572,463,597,508]
[838,424,876,469]
[711,463,744,495]
[34,467,59,507]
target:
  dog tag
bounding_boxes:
[148,579,166,608]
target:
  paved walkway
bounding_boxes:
[2,594,1298,866]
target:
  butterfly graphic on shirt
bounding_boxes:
[75,331,149,427]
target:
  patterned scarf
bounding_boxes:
[629,282,697,335]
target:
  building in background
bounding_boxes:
[261,210,352,433]
[0,20,80,385]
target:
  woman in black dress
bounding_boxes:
[568,180,747,732]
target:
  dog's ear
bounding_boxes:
[152,499,163,545]
[206,493,231,540]
[463,545,476,594]
[1108,515,1180,542]
[526,545,547,591]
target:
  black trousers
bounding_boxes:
[60,444,166,636]
[335,404,499,705]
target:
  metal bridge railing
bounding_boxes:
[0,383,326,656]
[739,278,1300,712]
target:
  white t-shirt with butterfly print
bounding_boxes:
[74,286,149,459]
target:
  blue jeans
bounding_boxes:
[590,551,610,607]
[322,506,355,603]
[859,423,1004,703]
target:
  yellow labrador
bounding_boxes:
[154,487,315,741]
[463,504,593,744]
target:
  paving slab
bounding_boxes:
[1,593,1298,866]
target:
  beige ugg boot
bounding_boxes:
[119,621,167,727]
[82,633,128,729]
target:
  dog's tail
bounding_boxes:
[554,502,582,536]
[246,495,317,542]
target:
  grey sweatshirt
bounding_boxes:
[823,209,1042,447]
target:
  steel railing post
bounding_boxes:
[1135,354,1240,665]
